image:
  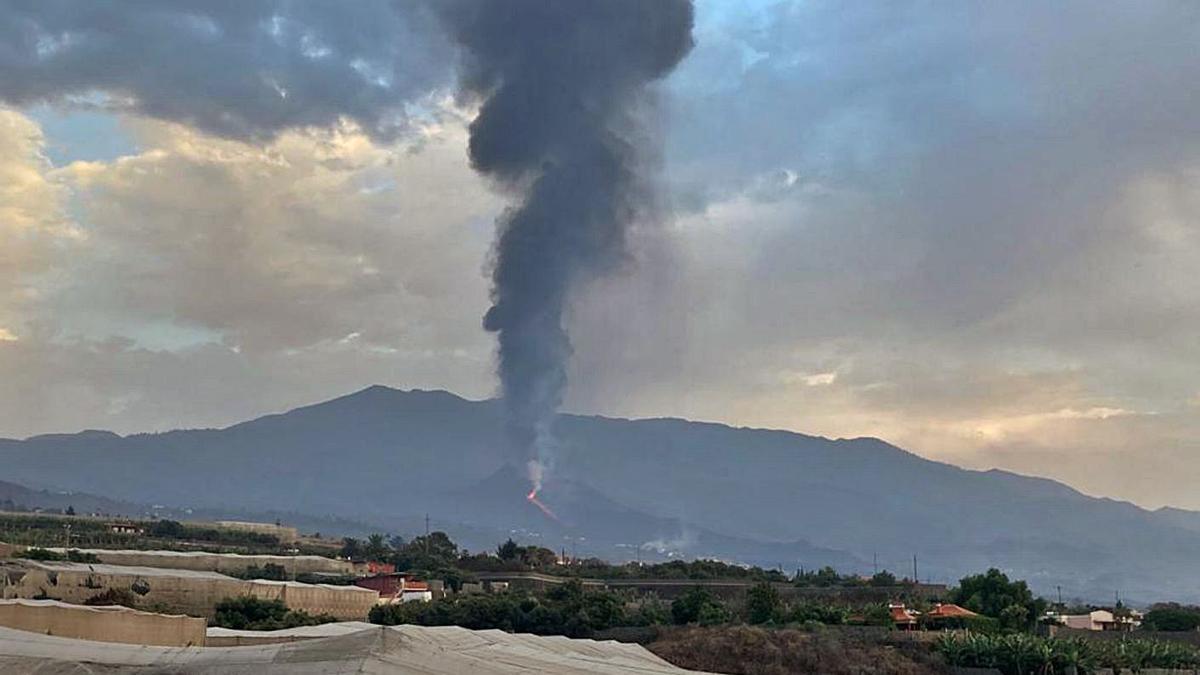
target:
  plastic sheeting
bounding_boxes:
[0,623,712,673]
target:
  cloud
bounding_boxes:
[0,107,503,437]
[561,1,1200,509]
[0,1,452,140]
[0,108,81,338]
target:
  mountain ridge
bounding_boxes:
[1,385,1197,604]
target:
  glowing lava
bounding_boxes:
[526,488,561,523]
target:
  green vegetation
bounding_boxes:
[0,513,282,552]
[1141,603,1200,632]
[948,568,1046,631]
[211,596,338,631]
[671,587,731,626]
[370,579,653,638]
[83,588,140,608]
[17,547,100,563]
[936,632,1200,674]
[745,582,781,624]
[233,563,288,581]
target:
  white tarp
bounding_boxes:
[0,623,712,674]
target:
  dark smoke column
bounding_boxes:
[440,1,694,492]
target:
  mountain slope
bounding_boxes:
[2,385,1197,603]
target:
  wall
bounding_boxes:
[0,598,205,647]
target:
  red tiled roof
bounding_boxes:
[926,603,979,619]
[891,607,917,624]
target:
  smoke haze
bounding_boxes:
[438,0,695,489]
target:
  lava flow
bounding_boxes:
[526,488,561,523]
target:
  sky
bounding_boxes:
[2,1,1199,510]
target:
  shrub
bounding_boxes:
[18,547,63,561]
[671,587,726,625]
[212,596,336,631]
[746,582,782,624]
[84,588,140,608]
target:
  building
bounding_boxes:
[353,573,433,603]
[1,560,377,620]
[922,602,981,628]
[1050,609,1141,632]
[889,602,919,629]
[107,522,144,536]
[924,603,979,620]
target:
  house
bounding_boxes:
[1051,609,1140,632]
[889,603,919,629]
[107,522,144,536]
[353,573,433,604]
[923,603,981,628]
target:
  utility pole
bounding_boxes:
[912,554,918,583]
[1057,585,1063,607]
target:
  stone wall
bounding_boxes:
[0,598,206,647]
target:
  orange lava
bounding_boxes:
[526,489,561,523]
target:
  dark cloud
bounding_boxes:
[0,0,452,140]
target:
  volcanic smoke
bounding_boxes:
[440,0,695,500]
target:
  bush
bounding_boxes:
[746,582,782,624]
[18,547,63,561]
[212,596,336,631]
[789,602,848,625]
[369,584,636,639]
[83,588,139,608]
[1142,603,1200,631]
[671,587,727,625]
[239,563,288,581]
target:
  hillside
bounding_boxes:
[2,385,1199,603]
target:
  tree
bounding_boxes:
[65,505,75,516]
[212,596,336,630]
[395,531,459,570]
[672,588,728,625]
[148,519,185,538]
[521,546,558,569]
[339,537,362,560]
[745,582,781,624]
[497,539,521,561]
[949,568,1045,631]
[1142,604,1200,632]
[363,533,391,562]
[869,570,897,587]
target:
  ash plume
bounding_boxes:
[439,1,694,491]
